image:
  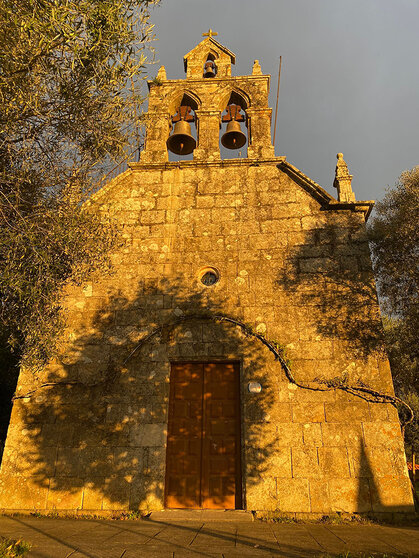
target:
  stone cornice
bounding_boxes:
[147,74,270,90]
[327,200,375,221]
[129,157,286,171]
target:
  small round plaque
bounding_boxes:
[248,382,262,394]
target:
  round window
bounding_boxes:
[198,267,220,286]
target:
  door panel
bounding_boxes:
[165,363,203,509]
[165,362,241,509]
[201,363,240,509]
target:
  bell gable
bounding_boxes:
[183,34,236,78]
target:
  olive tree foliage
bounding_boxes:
[0,0,159,368]
[368,167,419,455]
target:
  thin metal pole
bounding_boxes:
[273,56,282,148]
[131,76,141,161]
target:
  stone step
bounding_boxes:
[149,509,254,522]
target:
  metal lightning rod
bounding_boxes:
[273,56,282,148]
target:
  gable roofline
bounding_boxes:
[87,157,374,222]
[86,167,132,206]
[278,160,334,205]
[183,37,236,72]
[278,160,375,221]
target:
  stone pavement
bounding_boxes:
[1,511,419,557]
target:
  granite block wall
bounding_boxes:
[0,160,413,514]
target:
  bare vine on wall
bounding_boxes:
[123,313,414,431]
[13,312,414,432]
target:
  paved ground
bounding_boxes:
[1,511,419,557]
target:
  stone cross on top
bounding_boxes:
[202,29,218,38]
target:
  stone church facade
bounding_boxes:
[0,35,414,515]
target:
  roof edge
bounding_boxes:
[183,37,236,72]
[278,160,335,205]
[85,167,133,206]
[278,160,375,221]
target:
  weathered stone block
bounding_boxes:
[0,475,48,509]
[292,447,321,478]
[321,423,363,447]
[369,476,414,512]
[368,402,389,421]
[348,445,409,479]
[292,403,325,423]
[82,481,104,510]
[101,477,131,510]
[277,478,311,512]
[47,477,84,510]
[309,478,331,512]
[299,257,337,274]
[196,195,215,208]
[264,449,292,478]
[270,402,292,423]
[302,423,323,445]
[318,446,351,478]
[79,447,114,478]
[246,477,278,510]
[129,476,164,511]
[140,210,165,225]
[325,401,370,422]
[328,478,371,513]
[129,424,166,447]
[362,422,403,448]
[276,423,303,447]
[144,447,166,476]
[55,447,81,477]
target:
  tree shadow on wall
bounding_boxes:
[275,221,416,515]
[9,279,281,511]
[355,440,414,515]
[277,221,386,362]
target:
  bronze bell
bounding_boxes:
[221,120,247,150]
[203,60,216,78]
[166,120,196,155]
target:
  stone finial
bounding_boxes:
[252,59,262,75]
[333,153,355,202]
[157,66,167,80]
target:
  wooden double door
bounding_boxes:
[165,362,242,509]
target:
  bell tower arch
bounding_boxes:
[140,32,275,164]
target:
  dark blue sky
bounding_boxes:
[148,0,418,203]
